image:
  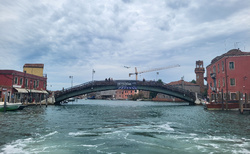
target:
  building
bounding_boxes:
[23,64,44,77]
[206,49,250,101]
[95,90,116,99]
[0,64,47,103]
[195,60,205,94]
[168,79,201,94]
[115,89,137,100]
[153,79,200,101]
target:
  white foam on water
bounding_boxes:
[103,130,122,135]
[189,133,197,136]
[1,138,33,154]
[157,123,174,131]
[0,131,58,154]
[68,131,97,137]
[79,144,98,148]
[191,135,250,153]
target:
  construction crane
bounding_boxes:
[129,64,180,80]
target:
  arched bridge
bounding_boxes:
[54,80,197,105]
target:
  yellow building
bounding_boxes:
[23,64,44,77]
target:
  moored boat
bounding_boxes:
[0,102,22,112]
[205,102,239,110]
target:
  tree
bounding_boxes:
[157,79,164,84]
[190,79,196,84]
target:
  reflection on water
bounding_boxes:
[0,100,250,153]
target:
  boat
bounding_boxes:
[204,101,239,110]
[68,98,75,102]
[87,96,95,99]
[0,102,22,112]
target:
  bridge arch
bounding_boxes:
[54,80,196,105]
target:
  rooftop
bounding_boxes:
[168,80,198,86]
[23,64,44,68]
[211,49,250,64]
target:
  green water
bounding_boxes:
[0,100,250,153]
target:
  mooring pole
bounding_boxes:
[46,94,48,108]
[4,91,7,112]
[221,89,224,110]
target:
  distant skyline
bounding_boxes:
[1,0,250,90]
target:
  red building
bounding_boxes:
[0,70,47,103]
[115,89,136,100]
[206,49,250,101]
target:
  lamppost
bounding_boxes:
[92,69,95,82]
[69,76,73,87]
[92,69,95,89]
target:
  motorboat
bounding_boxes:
[0,102,22,112]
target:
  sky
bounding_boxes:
[1,0,250,90]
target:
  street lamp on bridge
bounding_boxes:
[69,76,73,87]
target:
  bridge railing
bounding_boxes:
[136,81,195,98]
[55,80,117,97]
[55,80,196,100]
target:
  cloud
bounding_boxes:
[0,0,250,90]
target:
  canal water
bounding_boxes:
[0,100,250,154]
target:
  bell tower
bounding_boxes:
[195,60,205,94]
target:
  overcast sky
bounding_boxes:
[1,0,250,90]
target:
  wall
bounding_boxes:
[23,67,44,77]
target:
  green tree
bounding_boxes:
[157,79,164,84]
[190,79,196,84]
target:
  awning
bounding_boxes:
[14,88,29,93]
[29,89,48,94]
[14,88,48,94]
[41,90,48,94]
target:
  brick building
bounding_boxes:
[0,64,47,103]
[206,49,250,101]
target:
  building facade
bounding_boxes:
[0,65,47,103]
[206,49,250,101]
[154,79,200,102]
[115,89,137,100]
[23,64,44,77]
[168,79,201,94]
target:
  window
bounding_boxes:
[231,93,237,100]
[229,62,234,70]
[14,77,18,84]
[25,79,28,87]
[223,78,225,87]
[230,78,235,86]
[213,65,216,73]
[34,81,36,88]
[20,78,23,85]
[218,64,220,73]
[222,61,224,71]
[37,80,39,88]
